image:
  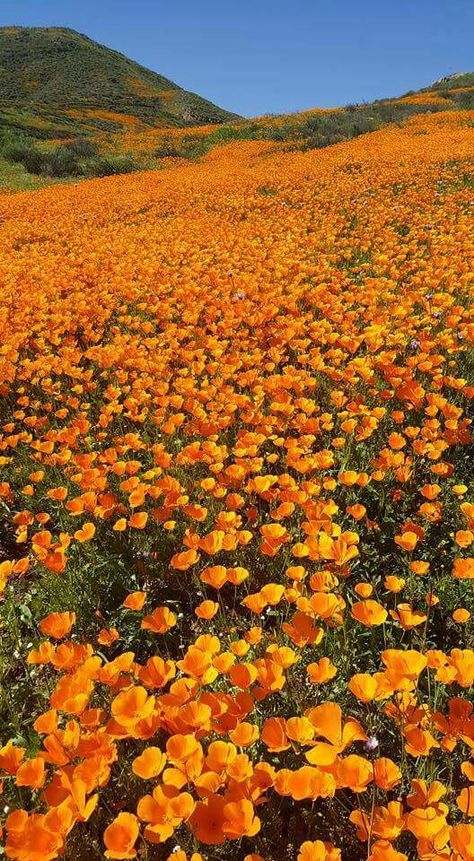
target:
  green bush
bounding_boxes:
[85,153,144,177]
[450,91,474,109]
[2,133,143,179]
[279,100,447,151]
[64,137,99,158]
[43,146,82,177]
[4,139,45,173]
[155,146,185,159]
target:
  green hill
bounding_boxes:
[0,29,473,193]
[0,26,238,139]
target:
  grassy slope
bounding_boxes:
[0,26,238,140]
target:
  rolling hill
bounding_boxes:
[0,26,473,192]
[0,26,238,139]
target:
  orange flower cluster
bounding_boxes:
[0,110,473,861]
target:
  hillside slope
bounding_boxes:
[0,29,473,192]
[0,109,473,860]
[0,26,238,138]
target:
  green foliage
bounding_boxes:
[64,137,100,158]
[448,90,474,110]
[156,123,264,161]
[1,134,145,179]
[85,153,146,177]
[3,137,45,174]
[276,101,447,150]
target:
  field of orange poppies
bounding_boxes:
[0,109,473,861]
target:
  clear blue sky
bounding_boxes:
[1,0,473,117]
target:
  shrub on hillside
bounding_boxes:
[64,137,100,158]
[4,139,45,174]
[44,146,83,177]
[85,153,145,177]
[2,135,144,179]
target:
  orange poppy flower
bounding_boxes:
[453,608,470,623]
[309,592,345,623]
[374,757,402,790]
[104,812,139,859]
[298,841,341,861]
[368,841,407,861]
[404,727,439,758]
[406,806,448,840]
[354,582,373,598]
[450,824,474,859]
[453,557,474,579]
[384,576,405,593]
[350,801,405,843]
[389,603,427,629]
[394,531,418,552]
[307,657,337,684]
[410,560,430,575]
[39,611,76,639]
[98,627,119,646]
[15,756,45,789]
[141,606,177,634]
[337,755,373,792]
[457,786,474,816]
[229,662,258,689]
[346,504,366,521]
[226,566,249,585]
[132,747,167,780]
[261,717,290,752]
[200,565,227,588]
[348,673,378,703]
[351,600,388,627]
[128,512,148,529]
[339,471,359,486]
[382,649,427,680]
[229,721,259,747]
[33,709,58,734]
[305,702,366,765]
[111,686,155,729]
[455,530,473,548]
[138,656,176,689]
[113,518,127,532]
[122,591,147,611]
[285,717,315,745]
[190,794,226,845]
[461,761,474,782]
[284,766,336,802]
[74,522,96,542]
[199,530,225,555]
[177,647,218,684]
[260,523,290,556]
[166,734,202,765]
[195,600,218,619]
[222,799,260,839]
[171,549,200,570]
